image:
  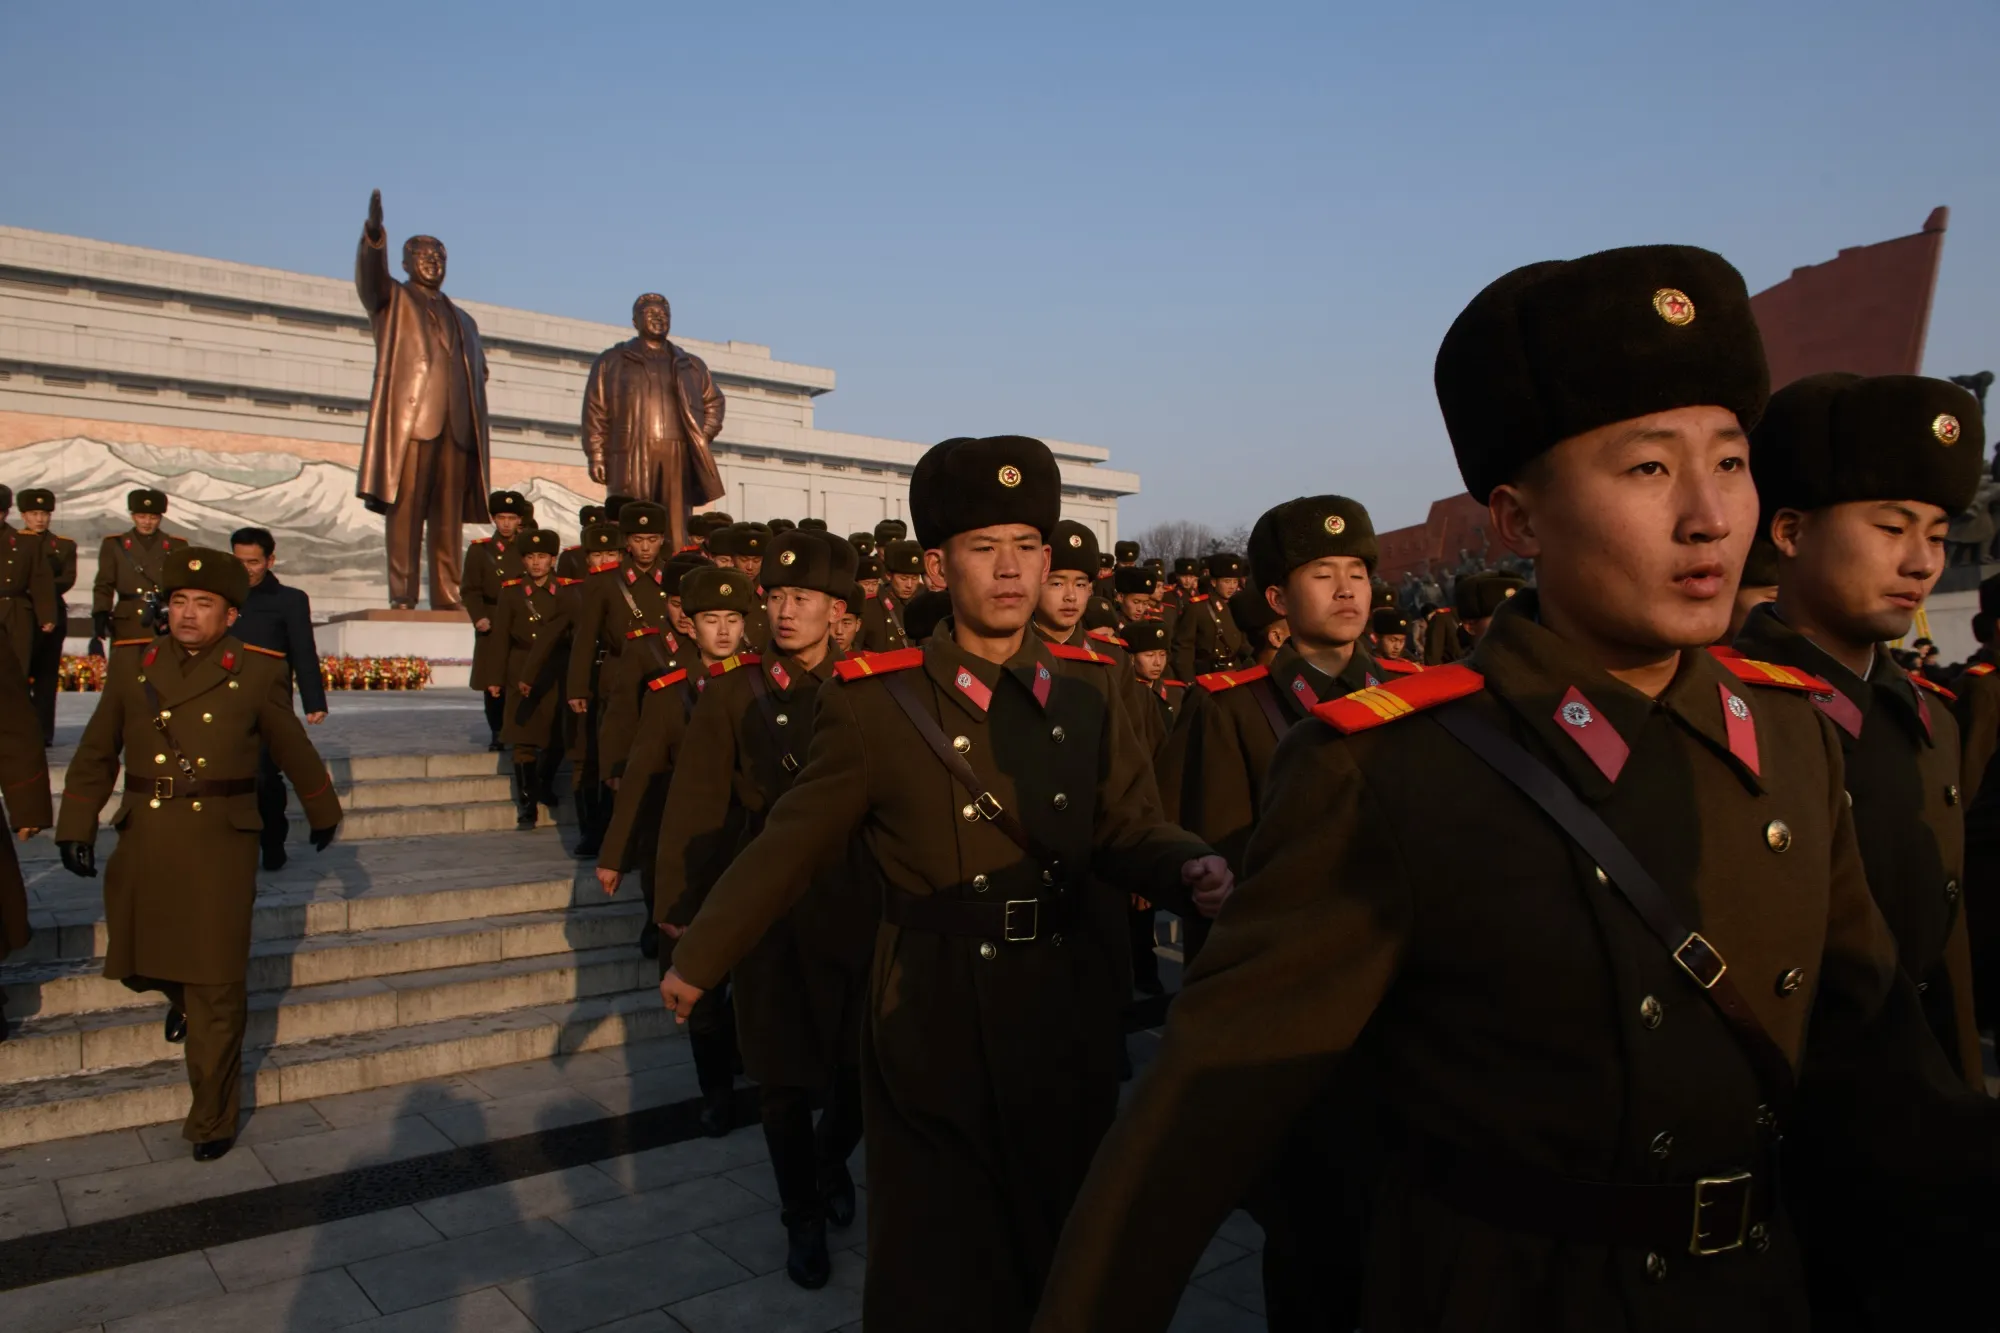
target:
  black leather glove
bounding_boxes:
[58,841,96,878]
[92,611,113,641]
[309,826,337,853]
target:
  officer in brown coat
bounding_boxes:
[659,436,1231,1331]
[92,489,185,647]
[1036,246,2000,1332]
[655,531,873,1289]
[0,484,57,691]
[0,636,52,1040]
[462,491,531,750]
[561,521,625,858]
[1735,371,1990,1330]
[56,548,342,1159]
[495,528,568,829]
[16,488,77,743]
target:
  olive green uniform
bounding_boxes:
[1423,606,1466,664]
[460,533,525,692]
[92,529,184,642]
[1037,596,2000,1333]
[0,641,51,964]
[56,635,341,1142]
[1168,593,1248,682]
[493,575,570,753]
[1951,656,2000,1025]
[1,522,58,670]
[545,559,688,778]
[858,589,909,652]
[26,529,77,742]
[670,632,1213,1332]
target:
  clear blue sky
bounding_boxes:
[4,1,1994,532]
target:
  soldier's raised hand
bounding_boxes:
[365,189,385,242]
[57,840,96,878]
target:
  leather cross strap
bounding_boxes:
[137,676,254,799]
[742,664,800,777]
[613,577,677,679]
[1250,677,1293,742]
[882,672,1067,876]
[1433,701,1796,1120]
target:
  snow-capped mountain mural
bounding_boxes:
[2,437,594,616]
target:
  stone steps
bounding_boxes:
[0,990,679,1151]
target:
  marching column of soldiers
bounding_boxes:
[3,239,2000,1333]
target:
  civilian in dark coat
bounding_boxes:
[229,528,327,871]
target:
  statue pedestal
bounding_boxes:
[318,609,475,688]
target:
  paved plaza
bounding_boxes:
[0,693,1268,1332]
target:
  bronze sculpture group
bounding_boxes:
[354,190,727,608]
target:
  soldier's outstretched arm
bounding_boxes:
[667,682,873,991]
[597,687,676,875]
[1088,665,1213,916]
[1036,724,1410,1333]
[258,686,342,834]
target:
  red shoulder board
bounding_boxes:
[1705,647,1832,694]
[1196,664,1268,693]
[1188,594,1209,603]
[500,577,524,588]
[646,669,690,692]
[709,652,760,677]
[590,563,620,575]
[563,545,581,553]
[1375,657,1424,676]
[1910,672,1956,702]
[556,576,584,586]
[1311,663,1485,735]
[1966,663,1996,678]
[219,648,239,673]
[835,647,924,681]
[1162,679,1187,688]
[1087,628,1127,648]
[242,643,285,659]
[1049,642,1113,665]
[113,637,152,649]
[141,643,158,666]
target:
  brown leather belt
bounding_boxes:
[883,886,1062,944]
[140,776,258,801]
[1405,1129,1773,1257]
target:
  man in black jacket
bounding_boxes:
[230,527,327,870]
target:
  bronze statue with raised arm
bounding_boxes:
[353,189,492,610]
[582,294,726,551]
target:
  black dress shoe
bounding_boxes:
[192,1137,233,1162]
[822,1167,857,1229]
[488,735,505,753]
[261,842,288,873]
[164,1006,188,1044]
[638,921,660,960]
[572,835,601,859]
[698,1089,734,1138]
[785,1217,831,1289]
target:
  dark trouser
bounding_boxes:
[483,692,505,742]
[256,746,289,862]
[123,974,248,1143]
[761,1065,865,1227]
[682,978,738,1087]
[385,434,470,610]
[30,614,62,743]
[1127,904,1160,991]
[1256,1151,1365,1332]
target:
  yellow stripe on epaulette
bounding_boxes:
[1309,663,1485,735]
[242,643,285,658]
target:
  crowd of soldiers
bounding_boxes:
[3,239,2000,1333]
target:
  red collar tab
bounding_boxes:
[1718,682,1760,776]
[1047,642,1112,665]
[646,669,689,692]
[953,664,994,714]
[709,652,760,677]
[1288,673,1321,708]
[1311,662,1483,735]
[1195,664,1268,693]
[1812,687,1864,739]
[219,648,239,674]
[1031,659,1052,709]
[493,540,506,553]
[1554,686,1628,783]
[834,647,924,681]
[625,568,638,584]
[1912,680,1933,740]
[141,643,158,667]
[122,537,132,550]
[769,660,792,692]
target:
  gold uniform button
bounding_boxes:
[1593,865,1609,886]
[1639,995,1663,1029]
[1777,968,1806,996]
[228,680,239,690]
[202,712,213,723]
[196,757,207,768]
[154,753,167,765]
[1764,820,1792,853]
[775,713,788,726]
[1649,1131,1673,1160]
[972,874,989,893]
[1050,726,1065,743]
[148,798,161,809]
[978,942,997,961]
[952,735,971,754]
[1052,793,1069,811]
[190,800,202,812]
[961,803,979,822]
[158,710,171,721]
[1946,784,1961,806]
[1645,1252,1667,1283]
[1945,879,1960,902]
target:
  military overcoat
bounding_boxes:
[0,641,51,961]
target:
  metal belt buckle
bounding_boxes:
[1689,1171,1752,1256]
[152,776,174,801]
[781,753,800,775]
[1002,899,1039,942]
[972,791,1004,822]
[1674,932,1728,989]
